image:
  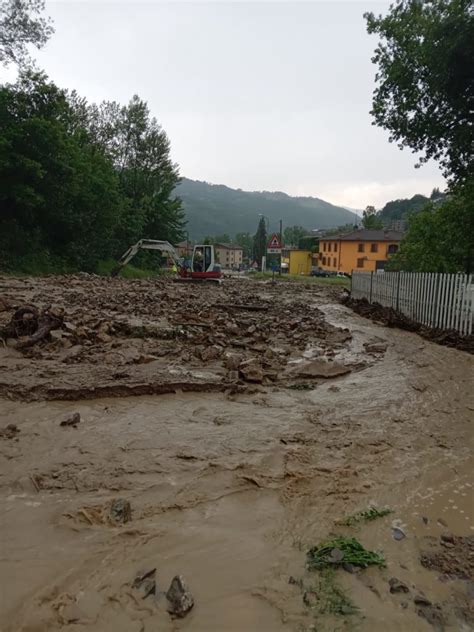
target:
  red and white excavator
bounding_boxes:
[111,239,222,282]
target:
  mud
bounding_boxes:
[0,275,473,632]
[343,295,474,354]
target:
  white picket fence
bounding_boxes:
[351,271,473,335]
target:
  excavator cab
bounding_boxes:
[188,245,221,279]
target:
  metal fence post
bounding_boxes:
[369,271,373,303]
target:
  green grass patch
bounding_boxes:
[340,506,392,527]
[96,259,165,279]
[307,537,385,571]
[250,271,350,286]
[2,253,75,276]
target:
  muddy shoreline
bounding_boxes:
[1,276,473,631]
[343,294,474,354]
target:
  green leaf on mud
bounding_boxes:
[307,536,385,570]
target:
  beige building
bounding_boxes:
[215,243,244,269]
[175,240,193,258]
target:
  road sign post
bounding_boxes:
[267,233,283,275]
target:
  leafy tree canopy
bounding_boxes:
[365,0,474,184]
[362,206,384,229]
[0,0,54,67]
[0,72,185,272]
[390,182,473,273]
[283,226,309,247]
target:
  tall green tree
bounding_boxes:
[365,0,473,184]
[253,217,267,269]
[362,206,383,229]
[283,225,308,247]
[366,1,473,273]
[390,183,473,273]
[0,0,54,67]
[0,71,120,271]
[79,95,185,249]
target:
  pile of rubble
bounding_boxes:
[0,276,358,397]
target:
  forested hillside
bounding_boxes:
[378,189,446,223]
[177,178,358,239]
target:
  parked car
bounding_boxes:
[310,269,331,277]
[327,271,350,278]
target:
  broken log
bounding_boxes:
[0,304,64,349]
[16,309,64,349]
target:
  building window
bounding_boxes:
[322,256,326,265]
[387,244,399,254]
[328,243,332,252]
[334,243,338,252]
[358,243,365,253]
[371,243,378,253]
[332,257,336,267]
[357,258,365,268]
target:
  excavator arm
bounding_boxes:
[111,239,182,276]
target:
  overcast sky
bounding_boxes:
[8,1,445,209]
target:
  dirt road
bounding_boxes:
[0,276,473,631]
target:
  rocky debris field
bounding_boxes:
[0,275,473,632]
[0,275,361,401]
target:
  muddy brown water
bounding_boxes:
[0,279,473,631]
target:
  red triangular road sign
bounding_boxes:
[267,233,282,249]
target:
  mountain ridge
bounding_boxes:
[177,178,359,239]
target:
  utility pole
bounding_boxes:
[279,219,283,276]
[258,212,270,272]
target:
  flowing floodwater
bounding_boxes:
[0,278,473,631]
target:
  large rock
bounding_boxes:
[60,412,81,427]
[389,577,410,594]
[132,568,156,599]
[109,498,132,523]
[238,358,264,383]
[223,352,243,370]
[289,358,351,379]
[200,345,223,362]
[166,575,194,617]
